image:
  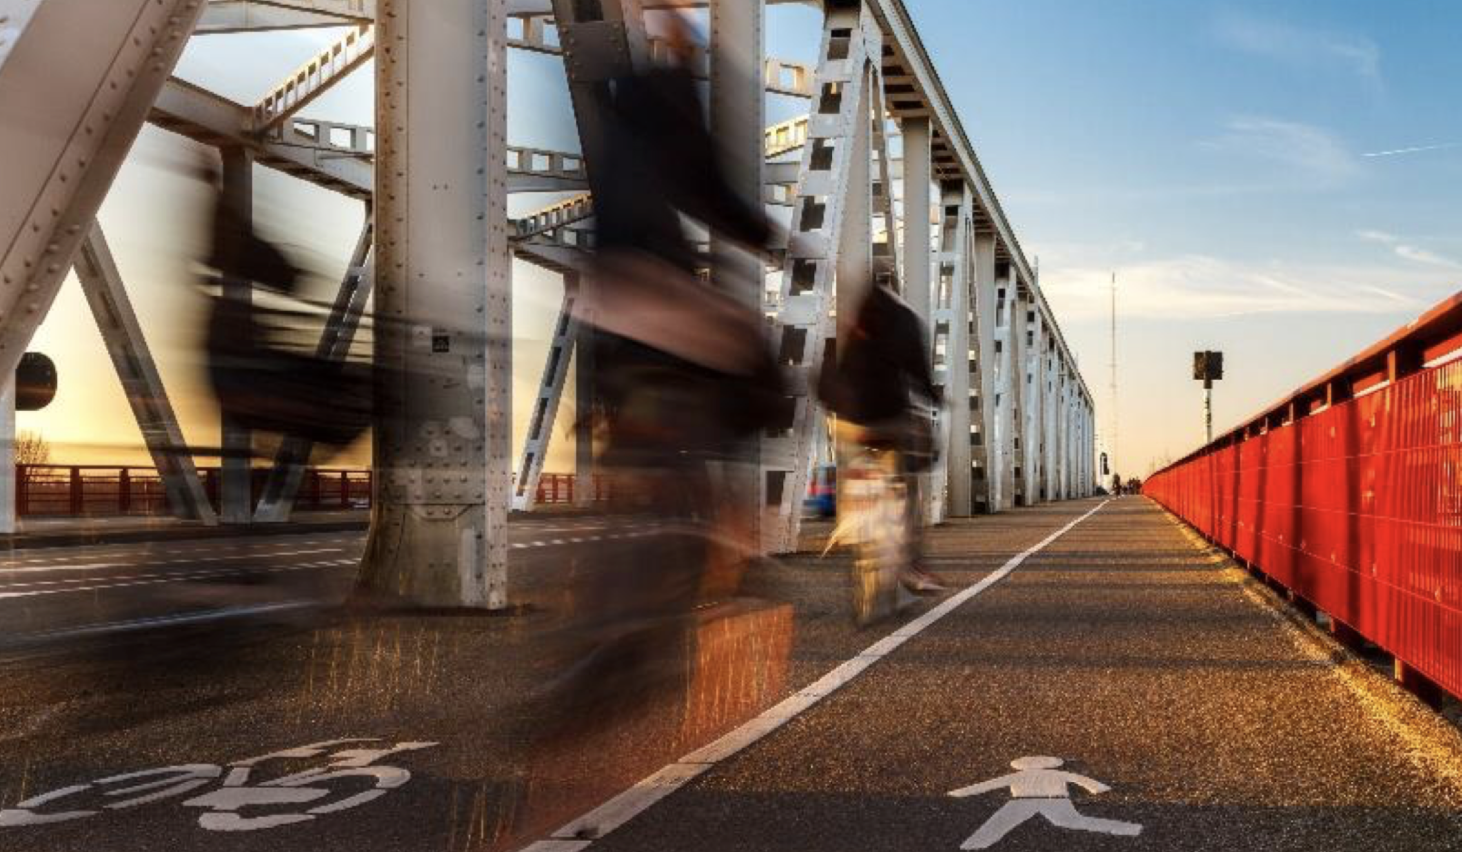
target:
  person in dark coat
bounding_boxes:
[820,283,948,594]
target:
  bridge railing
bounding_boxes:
[14,466,608,517]
[1144,292,1462,704]
[531,473,610,506]
[15,465,373,518]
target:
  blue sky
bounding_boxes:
[912,0,1462,472]
[25,2,1462,478]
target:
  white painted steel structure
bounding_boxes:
[0,0,1097,608]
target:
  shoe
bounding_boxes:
[900,568,948,594]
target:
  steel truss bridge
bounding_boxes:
[0,0,1096,609]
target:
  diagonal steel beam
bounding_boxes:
[75,225,218,524]
[0,0,205,393]
[254,214,374,523]
[254,24,373,130]
[512,280,579,512]
[199,0,374,33]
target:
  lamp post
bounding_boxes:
[1193,351,1224,444]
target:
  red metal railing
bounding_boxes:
[16,465,373,518]
[532,472,610,505]
[15,466,607,517]
[1145,292,1462,703]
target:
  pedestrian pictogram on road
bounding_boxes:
[948,756,1142,849]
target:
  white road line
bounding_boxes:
[0,537,359,568]
[0,549,345,583]
[0,560,356,599]
[523,500,1110,851]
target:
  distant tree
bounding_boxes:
[14,431,50,467]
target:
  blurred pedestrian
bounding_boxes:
[819,282,947,594]
[552,10,781,721]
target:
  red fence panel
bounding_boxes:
[1146,294,1462,702]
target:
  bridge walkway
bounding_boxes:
[575,498,1462,852]
[3,501,1461,852]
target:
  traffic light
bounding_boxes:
[1101,452,1110,476]
[16,352,56,411]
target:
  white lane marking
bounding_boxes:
[949,756,1141,849]
[0,560,357,600]
[0,538,360,569]
[0,549,346,586]
[536,500,1110,847]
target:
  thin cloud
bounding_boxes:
[1362,142,1462,158]
[1202,117,1359,187]
[1039,254,1442,322]
[1214,11,1382,90]
[1356,229,1462,269]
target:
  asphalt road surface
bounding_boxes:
[2,499,1461,852]
[0,515,667,653]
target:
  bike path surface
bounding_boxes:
[0,503,1091,852]
[572,498,1462,852]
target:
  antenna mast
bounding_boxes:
[1109,272,1118,481]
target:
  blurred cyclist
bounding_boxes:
[553,11,781,719]
[819,283,947,594]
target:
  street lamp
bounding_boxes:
[1193,351,1223,444]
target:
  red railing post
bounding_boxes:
[119,468,131,514]
[340,471,348,509]
[69,467,82,516]
[15,465,26,517]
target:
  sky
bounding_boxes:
[23,1,1462,480]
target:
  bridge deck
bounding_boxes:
[2,501,1460,851]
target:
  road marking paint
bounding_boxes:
[538,500,1110,848]
[0,536,361,567]
[0,548,345,577]
[949,756,1140,849]
[0,563,338,600]
[0,739,436,832]
[0,550,348,589]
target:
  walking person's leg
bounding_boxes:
[961,800,1042,850]
[1036,799,1143,836]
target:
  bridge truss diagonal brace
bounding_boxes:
[254,213,375,523]
[254,23,374,131]
[761,2,884,556]
[0,0,205,394]
[74,226,218,525]
[512,277,580,512]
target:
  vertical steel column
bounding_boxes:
[512,277,579,511]
[900,119,932,326]
[761,3,880,554]
[1008,284,1029,506]
[1043,337,1059,501]
[937,183,972,518]
[991,269,1016,511]
[219,146,254,524]
[360,0,510,609]
[76,226,217,524]
[709,0,765,303]
[0,384,13,535]
[255,216,375,523]
[971,231,998,512]
[1023,301,1045,503]
[710,0,766,550]
[901,116,937,520]
[574,313,596,508]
